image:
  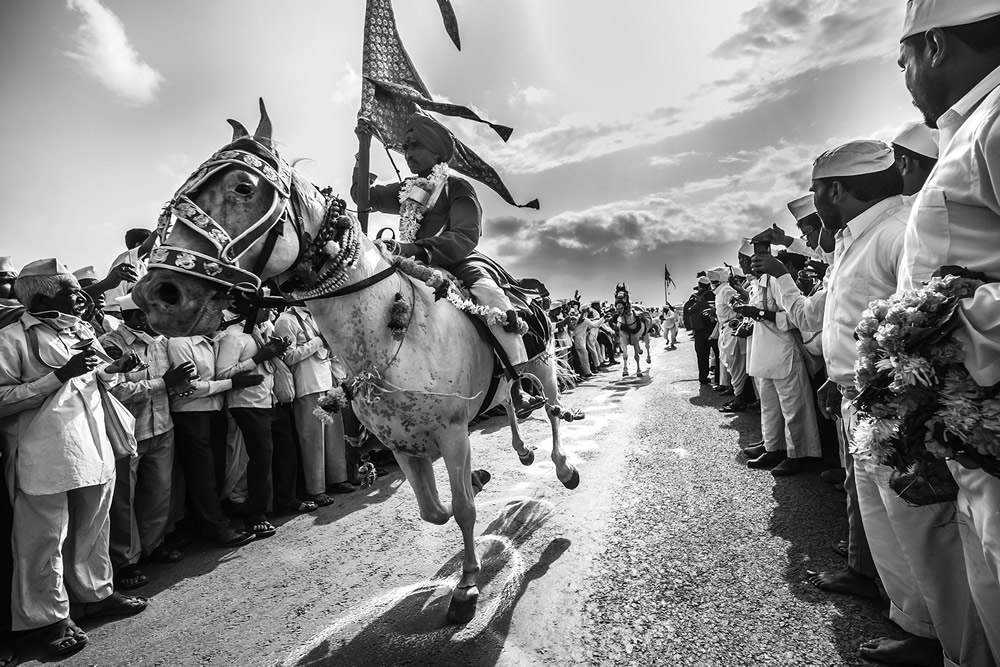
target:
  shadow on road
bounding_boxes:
[768,475,895,665]
[284,497,569,667]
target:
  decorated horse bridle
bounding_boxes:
[149,138,295,295]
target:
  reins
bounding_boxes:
[151,137,398,327]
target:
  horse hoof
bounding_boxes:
[636,371,643,377]
[518,449,535,466]
[646,357,651,364]
[622,372,629,378]
[471,469,492,493]
[446,593,479,625]
[561,468,580,490]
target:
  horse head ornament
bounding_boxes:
[132,99,352,336]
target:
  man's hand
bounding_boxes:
[231,371,264,389]
[354,118,377,142]
[105,351,142,374]
[817,380,843,420]
[163,361,197,389]
[751,254,789,278]
[56,349,100,382]
[397,243,426,261]
[733,305,765,321]
[106,264,139,287]
[751,223,794,247]
[252,337,291,364]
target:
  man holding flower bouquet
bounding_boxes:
[896,0,1000,659]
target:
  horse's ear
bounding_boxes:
[227,119,250,142]
[254,98,273,144]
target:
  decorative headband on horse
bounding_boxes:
[150,100,295,294]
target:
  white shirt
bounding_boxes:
[0,313,119,494]
[103,247,148,315]
[778,197,909,386]
[898,65,1000,385]
[216,323,276,409]
[274,308,332,397]
[166,335,233,412]
[746,275,798,380]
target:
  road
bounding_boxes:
[20,336,896,666]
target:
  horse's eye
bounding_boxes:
[235,183,253,196]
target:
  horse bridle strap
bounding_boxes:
[296,265,398,303]
[151,141,293,294]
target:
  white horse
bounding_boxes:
[131,102,580,625]
[612,284,652,378]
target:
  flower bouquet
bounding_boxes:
[853,269,1000,505]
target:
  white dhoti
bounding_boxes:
[755,355,821,458]
[11,480,116,631]
[719,326,747,394]
[470,279,527,367]
[950,462,1000,664]
[855,454,993,667]
[293,393,348,495]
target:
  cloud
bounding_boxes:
[649,151,700,167]
[65,0,162,106]
[509,84,553,107]
[331,63,362,106]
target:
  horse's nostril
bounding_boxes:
[156,282,182,307]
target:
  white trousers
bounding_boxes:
[951,462,1000,664]
[11,480,115,631]
[720,328,747,393]
[856,456,993,667]
[293,392,348,496]
[755,355,821,458]
[470,279,527,366]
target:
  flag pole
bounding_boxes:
[356,128,372,235]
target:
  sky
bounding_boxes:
[0,0,919,306]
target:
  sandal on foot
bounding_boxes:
[145,545,185,564]
[114,564,149,591]
[76,592,148,620]
[309,493,335,507]
[327,481,356,494]
[280,500,318,514]
[249,520,276,539]
[216,530,256,548]
[43,618,88,658]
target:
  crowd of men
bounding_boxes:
[677,3,1000,665]
[0,232,368,661]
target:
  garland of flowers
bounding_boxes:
[389,254,527,334]
[388,292,411,340]
[292,196,362,300]
[853,270,1000,502]
[397,163,449,243]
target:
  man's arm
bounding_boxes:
[0,335,63,418]
[414,196,481,266]
[274,316,323,366]
[215,331,255,379]
[166,339,232,397]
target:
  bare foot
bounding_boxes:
[859,635,943,666]
[807,567,880,599]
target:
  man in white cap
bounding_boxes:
[891,121,939,196]
[99,295,197,591]
[898,2,1000,661]
[706,266,734,395]
[0,259,148,658]
[104,228,154,317]
[734,236,821,476]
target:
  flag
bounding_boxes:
[359,0,539,209]
[664,263,675,288]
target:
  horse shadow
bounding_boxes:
[284,497,569,667]
[767,475,895,665]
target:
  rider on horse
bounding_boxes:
[352,113,544,416]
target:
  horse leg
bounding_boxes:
[620,335,630,377]
[438,428,486,624]
[393,452,451,525]
[502,390,534,466]
[645,334,652,364]
[634,343,643,377]
[537,358,580,490]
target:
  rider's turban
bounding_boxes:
[405,114,455,163]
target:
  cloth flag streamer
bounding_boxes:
[664,263,675,288]
[359,0,539,209]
